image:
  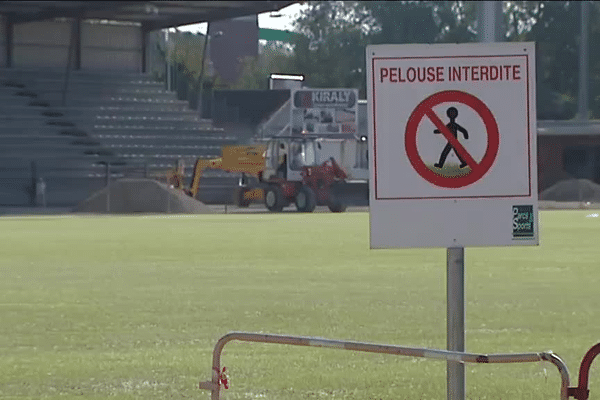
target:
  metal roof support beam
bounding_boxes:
[4,14,13,67]
[8,2,140,24]
[578,1,590,121]
[142,5,281,32]
[141,24,148,74]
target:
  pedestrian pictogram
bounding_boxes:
[405,90,499,189]
[433,107,469,169]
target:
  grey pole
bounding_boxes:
[578,1,589,120]
[105,162,110,213]
[166,30,171,92]
[447,247,465,400]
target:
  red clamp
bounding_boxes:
[567,342,600,400]
[218,367,229,389]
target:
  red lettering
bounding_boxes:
[398,68,406,82]
[472,66,479,81]
[407,67,416,82]
[390,68,397,83]
[490,66,498,80]
[380,68,388,82]
[503,65,511,78]
[513,65,521,80]
[461,66,470,80]
[450,66,461,81]
[437,66,444,82]
[480,66,489,81]
[416,67,426,82]
[427,66,435,82]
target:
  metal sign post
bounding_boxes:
[447,247,465,400]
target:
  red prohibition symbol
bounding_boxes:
[405,90,499,188]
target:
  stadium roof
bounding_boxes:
[0,1,298,31]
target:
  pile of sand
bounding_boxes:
[74,179,213,214]
[540,178,600,203]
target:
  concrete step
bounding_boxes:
[0,119,221,135]
[52,96,188,106]
[38,98,190,111]
[37,90,177,102]
[0,135,93,144]
[61,103,191,112]
[102,143,221,152]
[0,147,113,157]
[93,135,236,146]
[0,104,68,115]
[0,68,159,83]
[84,119,218,130]
[0,95,38,105]
[0,66,154,77]
[93,133,236,143]
[0,142,108,152]
[0,88,39,98]
[116,151,220,160]
[0,113,212,126]
[33,85,171,94]
[0,126,92,136]
[57,107,202,119]
[0,106,204,122]
[89,125,226,135]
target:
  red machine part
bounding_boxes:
[301,157,348,204]
[568,343,600,400]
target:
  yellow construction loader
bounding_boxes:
[162,135,368,211]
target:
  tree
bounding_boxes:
[229,41,298,90]
[365,1,476,44]
[518,1,580,119]
[290,1,371,96]
[289,1,478,96]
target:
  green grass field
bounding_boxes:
[0,211,598,400]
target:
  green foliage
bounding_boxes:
[228,42,299,90]
[163,1,600,120]
[168,31,207,82]
[522,2,580,119]
[289,1,478,96]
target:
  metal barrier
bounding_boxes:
[199,332,571,400]
[568,343,600,400]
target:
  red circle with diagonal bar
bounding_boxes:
[405,90,499,189]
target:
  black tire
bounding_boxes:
[264,186,285,212]
[327,191,347,213]
[295,186,317,212]
[234,188,251,208]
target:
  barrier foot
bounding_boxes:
[566,342,600,400]
[567,387,589,400]
[198,381,219,391]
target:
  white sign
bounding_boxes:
[367,42,538,249]
[290,88,359,137]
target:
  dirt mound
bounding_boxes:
[74,179,213,214]
[540,178,600,203]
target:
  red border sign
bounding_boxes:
[405,90,499,188]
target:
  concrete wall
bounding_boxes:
[8,19,142,71]
[13,20,70,68]
[538,135,600,192]
[81,22,142,72]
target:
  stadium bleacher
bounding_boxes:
[0,68,238,208]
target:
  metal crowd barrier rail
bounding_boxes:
[199,332,572,400]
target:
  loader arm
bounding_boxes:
[187,145,267,198]
[188,157,223,198]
